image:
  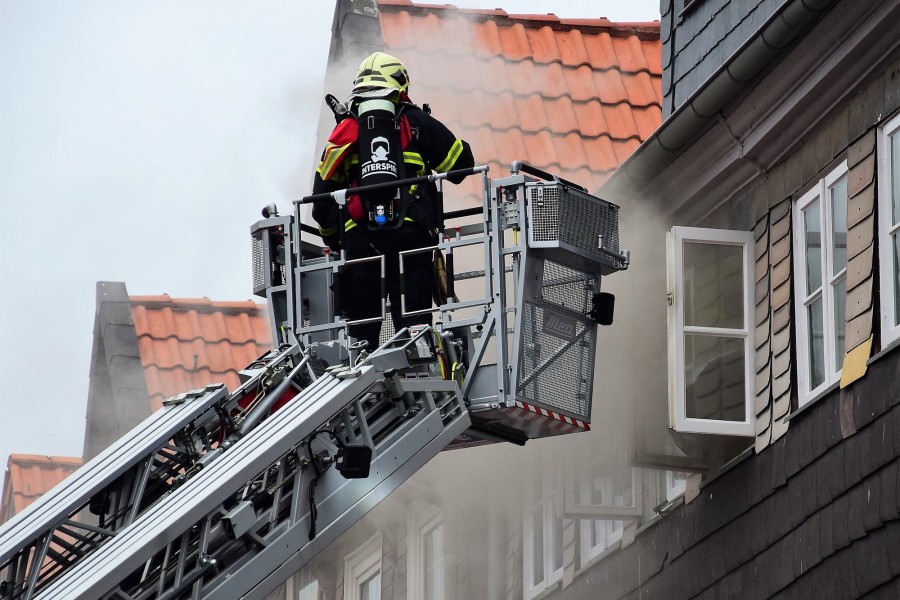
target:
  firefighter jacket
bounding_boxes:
[311,103,474,250]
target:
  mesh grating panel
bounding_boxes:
[540,260,594,315]
[252,231,265,291]
[516,303,594,420]
[251,229,286,295]
[529,185,560,243]
[528,183,619,255]
[379,302,396,347]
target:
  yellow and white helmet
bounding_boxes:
[351,52,410,99]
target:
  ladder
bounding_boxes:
[2,328,468,600]
[0,345,306,600]
[1,162,628,600]
[0,384,227,600]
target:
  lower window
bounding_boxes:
[523,468,564,599]
[344,533,383,600]
[408,502,445,600]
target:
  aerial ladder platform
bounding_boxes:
[0,162,629,600]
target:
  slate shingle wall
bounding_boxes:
[548,11,900,600]
[557,349,900,598]
[661,0,783,116]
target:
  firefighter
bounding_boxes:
[311,52,475,350]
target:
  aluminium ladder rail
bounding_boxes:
[36,352,470,599]
[0,384,227,600]
[0,344,305,600]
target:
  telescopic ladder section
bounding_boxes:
[36,329,469,600]
[0,345,307,600]
[1,162,627,600]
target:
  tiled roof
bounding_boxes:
[130,295,272,410]
[377,0,662,198]
[0,454,82,523]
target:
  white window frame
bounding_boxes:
[285,567,318,600]
[576,478,624,566]
[792,161,849,406]
[344,533,383,600]
[564,462,642,520]
[523,468,565,600]
[407,503,445,600]
[667,226,755,436]
[289,577,318,600]
[878,113,900,348]
[665,470,688,502]
[297,580,319,600]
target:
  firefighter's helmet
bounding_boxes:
[352,52,410,99]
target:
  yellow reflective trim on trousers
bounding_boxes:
[435,139,463,173]
[319,225,337,236]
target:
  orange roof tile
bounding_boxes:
[130,295,272,411]
[1,454,82,523]
[377,1,662,194]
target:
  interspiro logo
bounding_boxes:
[361,136,398,178]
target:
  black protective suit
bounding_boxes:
[312,102,474,350]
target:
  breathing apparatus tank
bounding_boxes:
[357,98,401,228]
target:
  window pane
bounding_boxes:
[683,242,744,329]
[807,297,825,388]
[892,132,900,224]
[298,580,319,600]
[833,275,846,363]
[424,548,434,597]
[590,519,602,548]
[360,572,381,600]
[804,200,823,294]
[587,482,604,548]
[895,233,900,326]
[684,334,746,421]
[531,506,543,585]
[423,524,443,600]
[551,494,563,572]
[666,471,688,502]
[831,176,848,275]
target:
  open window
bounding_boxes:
[792,162,848,405]
[879,114,900,348]
[667,226,755,436]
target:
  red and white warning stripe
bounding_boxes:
[512,400,590,433]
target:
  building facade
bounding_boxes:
[543,0,900,597]
[13,0,900,598]
[299,0,900,598]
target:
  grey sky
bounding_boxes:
[0,0,659,476]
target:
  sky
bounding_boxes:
[0,0,660,484]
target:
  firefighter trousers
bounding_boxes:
[339,224,435,350]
